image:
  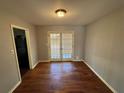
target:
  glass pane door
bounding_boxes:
[49,32,73,61]
[50,33,61,61]
[62,33,73,60]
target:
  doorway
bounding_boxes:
[48,32,74,61]
[12,27,30,77]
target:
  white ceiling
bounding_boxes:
[0,0,124,25]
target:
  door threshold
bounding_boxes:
[50,61,73,62]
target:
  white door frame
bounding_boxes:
[48,31,74,61]
[11,24,33,81]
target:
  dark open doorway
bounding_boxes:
[13,27,30,77]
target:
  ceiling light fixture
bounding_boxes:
[55,9,67,17]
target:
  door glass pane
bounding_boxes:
[50,33,60,59]
[62,33,73,59]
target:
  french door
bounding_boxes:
[48,32,73,61]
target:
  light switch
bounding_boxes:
[10,49,14,54]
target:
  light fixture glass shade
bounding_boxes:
[57,11,65,17]
[55,9,67,17]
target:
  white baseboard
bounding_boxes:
[39,59,82,62]
[39,60,50,62]
[9,80,21,93]
[81,59,117,93]
[73,59,82,61]
[32,62,39,69]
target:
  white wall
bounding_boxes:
[29,27,38,66]
[0,11,38,93]
[85,7,124,93]
[36,26,85,61]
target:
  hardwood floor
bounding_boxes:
[14,62,112,93]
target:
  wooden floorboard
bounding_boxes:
[13,62,112,93]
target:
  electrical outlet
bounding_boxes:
[76,56,79,59]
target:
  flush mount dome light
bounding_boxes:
[55,9,67,17]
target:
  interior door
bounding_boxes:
[49,32,73,61]
[13,27,30,77]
